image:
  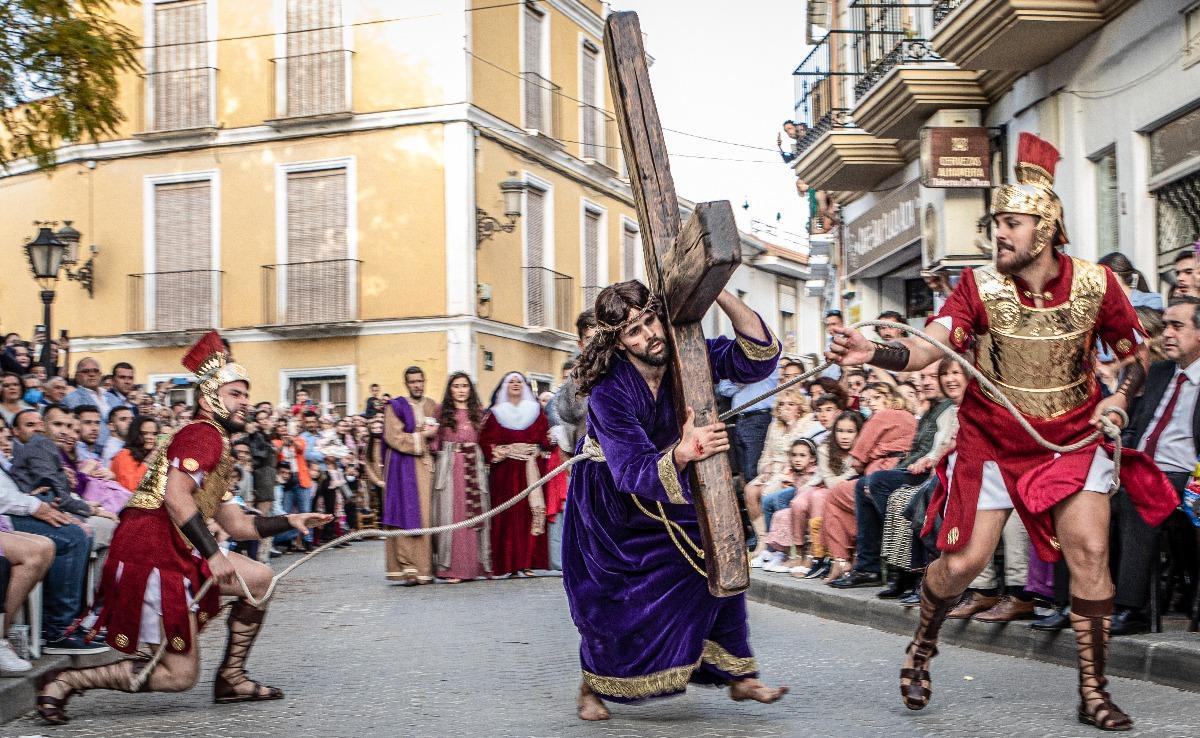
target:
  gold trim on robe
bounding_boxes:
[735,330,781,362]
[582,639,758,700]
[701,639,759,676]
[657,443,687,505]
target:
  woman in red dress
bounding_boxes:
[479,372,551,576]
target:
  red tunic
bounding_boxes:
[86,422,226,654]
[479,412,551,575]
[925,253,1177,561]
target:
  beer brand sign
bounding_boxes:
[920,127,991,188]
[845,179,921,277]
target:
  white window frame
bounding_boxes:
[142,169,222,331]
[147,372,196,406]
[620,215,644,281]
[522,172,555,326]
[143,0,218,132]
[274,156,358,321]
[577,34,605,162]
[518,1,551,133]
[279,364,357,417]
[271,0,354,118]
[579,198,608,311]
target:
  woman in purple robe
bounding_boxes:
[563,280,789,721]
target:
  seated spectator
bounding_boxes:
[72,405,104,461]
[747,390,810,562]
[9,408,93,523]
[20,374,42,406]
[821,383,916,583]
[791,411,863,579]
[41,376,68,408]
[0,374,31,426]
[101,406,134,466]
[843,370,867,410]
[1099,252,1163,311]
[0,418,102,656]
[831,362,957,592]
[54,410,123,539]
[0,529,54,673]
[757,438,822,572]
[805,392,844,445]
[109,417,160,492]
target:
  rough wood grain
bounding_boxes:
[664,203,742,324]
[605,11,749,597]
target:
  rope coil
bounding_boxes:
[130,319,1127,690]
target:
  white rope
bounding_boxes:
[131,319,1127,690]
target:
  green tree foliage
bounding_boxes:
[0,0,139,170]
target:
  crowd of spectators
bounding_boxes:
[739,246,1200,637]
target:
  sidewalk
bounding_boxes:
[748,570,1200,694]
[0,651,114,725]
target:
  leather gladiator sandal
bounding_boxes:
[900,580,961,711]
[214,600,285,704]
[1071,597,1133,731]
[36,658,151,725]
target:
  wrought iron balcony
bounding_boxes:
[854,38,943,99]
[261,259,360,326]
[137,67,218,136]
[269,49,354,122]
[793,34,861,157]
[523,266,573,333]
[522,72,563,143]
[580,104,621,170]
[932,0,960,27]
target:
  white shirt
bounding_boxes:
[0,457,45,517]
[1137,358,1200,474]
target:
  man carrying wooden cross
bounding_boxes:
[562,280,788,720]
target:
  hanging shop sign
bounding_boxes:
[920,127,991,188]
[845,179,921,277]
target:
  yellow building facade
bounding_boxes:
[0,0,806,412]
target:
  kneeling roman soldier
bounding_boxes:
[36,331,330,725]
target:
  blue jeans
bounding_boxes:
[762,487,796,531]
[734,410,773,481]
[854,469,926,574]
[282,485,314,542]
[10,516,92,638]
[548,498,566,571]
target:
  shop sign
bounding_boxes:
[920,127,991,188]
[845,179,921,276]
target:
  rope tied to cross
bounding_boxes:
[129,319,1127,690]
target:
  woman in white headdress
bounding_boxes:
[478,372,552,576]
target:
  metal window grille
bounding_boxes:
[153,181,214,331]
[152,0,211,131]
[525,187,547,325]
[1156,173,1200,284]
[284,0,346,117]
[285,168,350,323]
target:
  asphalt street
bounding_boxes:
[8,541,1200,738]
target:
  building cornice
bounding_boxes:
[545,0,604,38]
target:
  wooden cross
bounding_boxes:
[605,12,750,597]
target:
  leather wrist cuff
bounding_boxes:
[180,512,219,559]
[253,514,293,539]
[870,341,910,372]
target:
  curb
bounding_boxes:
[747,571,1200,694]
[0,651,119,726]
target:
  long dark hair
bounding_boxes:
[825,410,864,477]
[438,371,483,432]
[126,417,161,463]
[572,279,663,395]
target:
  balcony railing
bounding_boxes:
[580,104,620,170]
[522,72,562,140]
[523,266,573,333]
[932,0,961,27]
[128,270,222,332]
[854,38,943,99]
[270,50,353,120]
[261,259,360,326]
[793,34,861,156]
[138,67,217,135]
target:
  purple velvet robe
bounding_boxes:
[563,324,780,703]
[382,397,421,528]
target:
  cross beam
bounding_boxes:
[605,12,749,597]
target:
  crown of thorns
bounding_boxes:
[594,296,663,335]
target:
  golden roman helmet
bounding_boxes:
[181,330,249,421]
[990,132,1068,257]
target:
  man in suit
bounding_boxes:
[1116,295,1200,634]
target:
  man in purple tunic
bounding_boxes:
[564,280,789,720]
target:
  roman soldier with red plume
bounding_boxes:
[36,331,330,725]
[825,132,1176,730]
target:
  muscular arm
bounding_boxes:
[826,321,949,373]
[213,500,259,541]
[716,290,768,342]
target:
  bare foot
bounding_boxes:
[577,682,611,721]
[729,678,788,704]
[823,559,851,584]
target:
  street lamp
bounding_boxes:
[55,220,97,297]
[476,174,528,246]
[23,224,68,374]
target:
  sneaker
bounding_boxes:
[763,554,797,573]
[749,551,771,569]
[43,633,110,656]
[0,640,31,674]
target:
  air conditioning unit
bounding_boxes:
[921,194,992,273]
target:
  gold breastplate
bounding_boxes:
[973,258,1105,419]
[125,424,234,518]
